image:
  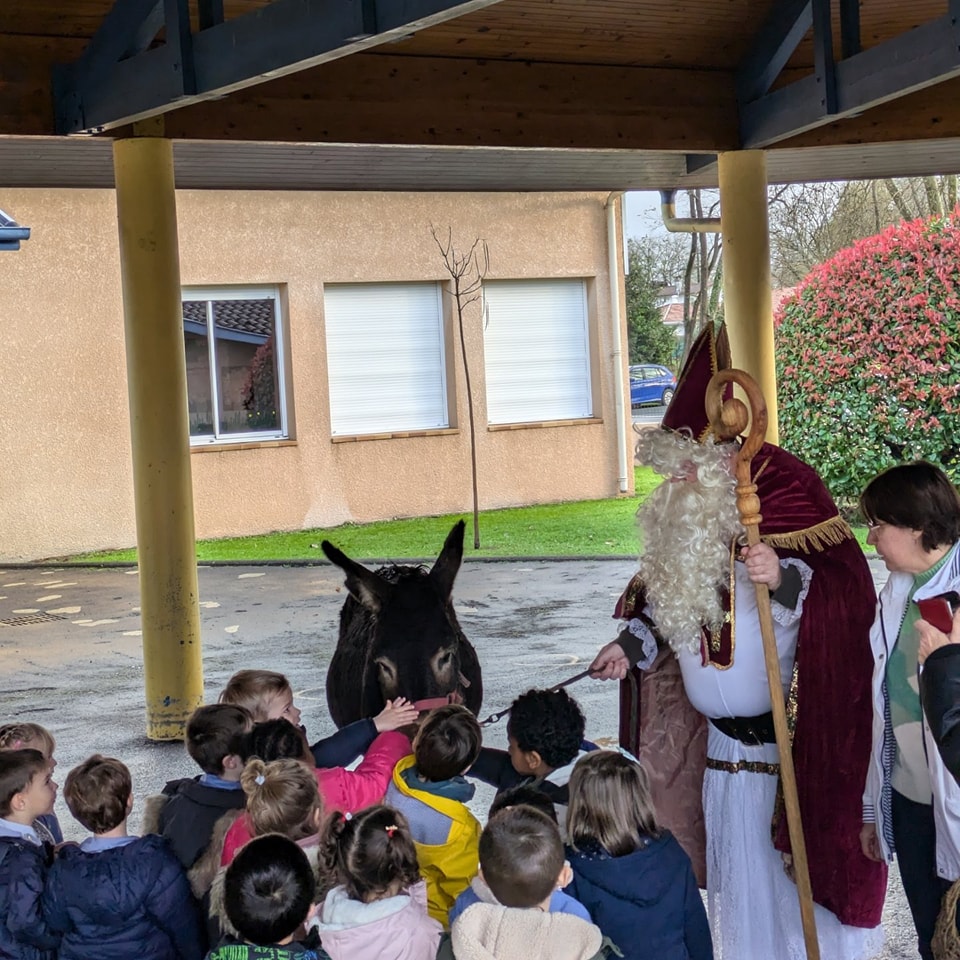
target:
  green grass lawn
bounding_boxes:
[71,465,872,563]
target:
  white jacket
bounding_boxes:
[863,541,960,878]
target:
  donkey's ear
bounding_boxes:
[321,541,389,612]
[429,520,465,599]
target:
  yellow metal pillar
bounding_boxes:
[718,150,779,443]
[114,127,203,739]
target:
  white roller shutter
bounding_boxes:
[483,279,592,424]
[324,282,448,436]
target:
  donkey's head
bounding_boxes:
[322,520,467,713]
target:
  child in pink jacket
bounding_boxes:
[220,719,409,865]
[311,804,442,960]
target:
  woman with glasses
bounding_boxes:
[860,461,960,960]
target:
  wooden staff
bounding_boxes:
[705,368,820,960]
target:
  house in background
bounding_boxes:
[657,285,799,362]
[0,189,630,561]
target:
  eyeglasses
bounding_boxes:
[865,520,888,531]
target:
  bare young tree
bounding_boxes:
[431,225,489,550]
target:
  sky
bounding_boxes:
[624,191,665,239]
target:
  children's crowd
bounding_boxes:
[0,670,712,960]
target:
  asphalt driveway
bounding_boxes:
[0,556,916,958]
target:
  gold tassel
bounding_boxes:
[760,515,853,554]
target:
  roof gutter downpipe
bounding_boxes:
[659,189,721,233]
[606,191,630,494]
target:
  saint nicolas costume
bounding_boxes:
[616,327,886,959]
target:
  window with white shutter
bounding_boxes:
[483,279,592,425]
[323,282,449,437]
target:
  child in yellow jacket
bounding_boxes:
[385,704,482,927]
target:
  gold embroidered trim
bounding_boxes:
[706,541,736,670]
[760,515,853,554]
[706,758,780,776]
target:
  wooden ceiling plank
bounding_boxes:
[158,54,738,152]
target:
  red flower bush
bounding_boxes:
[776,210,960,505]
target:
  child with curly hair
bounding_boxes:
[468,688,596,823]
[312,805,441,960]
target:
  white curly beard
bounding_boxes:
[635,430,742,656]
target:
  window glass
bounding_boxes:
[182,289,287,444]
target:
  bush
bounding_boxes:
[776,210,960,506]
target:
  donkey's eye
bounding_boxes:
[376,658,398,681]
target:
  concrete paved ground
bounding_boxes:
[0,556,918,958]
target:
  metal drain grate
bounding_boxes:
[0,614,67,627]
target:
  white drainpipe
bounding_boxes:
[606,191,630,494]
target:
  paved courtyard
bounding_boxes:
[0,555,919,958]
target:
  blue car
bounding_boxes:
[629,364,676,407]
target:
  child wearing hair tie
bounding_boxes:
[0,722,62,844]
[210,758,326,947]
[312,804,442,960]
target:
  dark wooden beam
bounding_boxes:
[197,0,224,31]
[838,0,860,59]
[741,13,960,147]
[736,0,812,104]
[811,0,836,115]
[55,0,508,133]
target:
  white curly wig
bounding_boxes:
[634,429,742,655]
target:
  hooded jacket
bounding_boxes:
[143,777,246,872]
[42,835,203,960]
[863,542,960,881]
[450,902,604,960]
[384,755,481,926]
[0,834,58,960]
[565,833,712,960]
[311,879,441,960]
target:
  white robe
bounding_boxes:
[676,559,884,960]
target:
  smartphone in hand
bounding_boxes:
[917,591,960,633]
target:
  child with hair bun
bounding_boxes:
[210,758,325,947]
[0,722,62,843]
[564,751,712,960]
[220,718,409,865]
[312,805,441,960]
[222,758,324,865]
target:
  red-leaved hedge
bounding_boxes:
[775,210,960,504]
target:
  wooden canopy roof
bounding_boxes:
[4,0,960,190]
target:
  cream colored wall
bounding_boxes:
[0,189,630,561]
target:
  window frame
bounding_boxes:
[182,285,290,447]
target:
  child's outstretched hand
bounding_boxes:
[373,697,420,732]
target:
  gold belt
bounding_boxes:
[706,757,780,776]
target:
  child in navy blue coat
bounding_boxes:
[0,749,60,960]
[42,754,203,960]
[564,751,713,960]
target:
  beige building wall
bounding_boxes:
[0,189,631,561]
